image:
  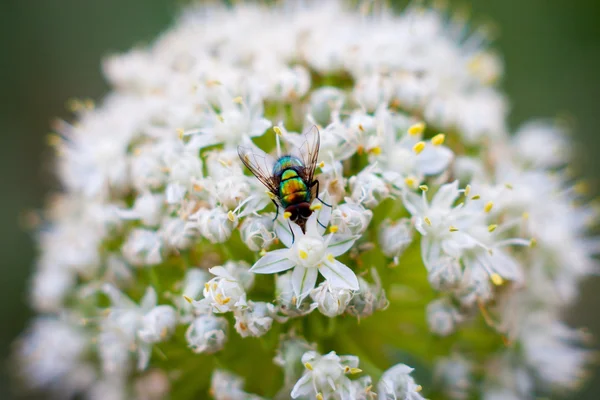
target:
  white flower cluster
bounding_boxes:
[15,1,597,400]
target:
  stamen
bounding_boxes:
[419,185,429,192]
[310,203,322,211]
[176,128,184,139]
[488,224,497,232]
[490,273,504,286]
[283,211,292,219]
[370,146,382,155]
[412,141,426,155]
[349,367,362,374]
[183,295,193,304]
[465,184,471,197]
[431,133,445,146]
[471,195,481,200]
[227,211,236,222]
[484,201,494,213]
[326,254,335,262]
[318,161,325,168]
[424,217,432,226]
[449,226,459,232]
[259,249,267,256]
[408,122,425,136]
[404,177,416,188]
[304,362,313,370]
[232,96,243,104]
[299,250,308,259]
[316,393,323,400]
[329,225,339,233]
[416,385,423,393]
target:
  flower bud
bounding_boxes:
[379,218,413,258]
[234,301,273,338]
[310,282,353,318]
[427,256,463,291]
[185,315,228,354]
[434,355,473,400]
[346,271,388,318]
[331,201,373,236]
[210,369,263,400]
[138,305,177,343]
[426,298,462,336]
[121,229,163,267]
[240,214,275,251]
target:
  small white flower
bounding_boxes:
[202,266,248,313]
[274,271,318,318]
[117,191,165,227]
[291,351,362,400]
[185,315,228,354]
[122,228,163,267]
[240,214,276,251]
[346,269,389,319]
[378,364,425,400]
[434,354,473,400]
[30,266,74,313]
[309,86,346,126]
[138,305,177,343]
[349,168,390,209]
[310,281,353,318]
[251,213,359,303]
[331,201,373,236]
[187,207,235,244]
[234,301,274,338]
[176,268,211,322]
[379,218,413,259]
[210,369,264,400]
[512,120,570,169]
[426,298,462,336]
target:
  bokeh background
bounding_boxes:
[1,1,598,398]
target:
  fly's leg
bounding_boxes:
[312,180,332,208]
[288,220,295,244]
[271,199,280,222]
[317,219,327,230]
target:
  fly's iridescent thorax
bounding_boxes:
[272,155,304,177]
[274,155,310,208]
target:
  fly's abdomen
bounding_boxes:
[279,171,310,206]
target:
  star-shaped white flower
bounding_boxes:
[250,211,359,304]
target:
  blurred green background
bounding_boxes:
[0,0,598,398]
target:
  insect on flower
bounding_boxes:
[238,126,330,239]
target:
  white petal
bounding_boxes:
[402,190,425,216]
[140,286,157,311]
[314,191,332,234]
[290,374,313,398]
[274,217,294,248]
[250,249,295,274]
[431,180,460,210]
[208,266,235,280]
[416,145,453,175]
[327,234,359,257]
[319,259,359,290]
[292,266,318,304]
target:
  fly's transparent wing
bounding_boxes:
[237,145,280,196]
[291,125,320,185]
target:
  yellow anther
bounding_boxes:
[449,226,459,232]
[358,123,365,132]
[329,225,339,233]
[471,195,481,200]
[574,180,589,195]
[488,224,498,232]
[465,184,471,197]
[327,254,335,262]
[217,114,224,123]
[316,393,323,400]
[412,141,426,155]
[206,79,222,86]
[227,210,236,222]
[193,184,203,192]
[431,133,445,146]
[404,177,416,188]
[408,122,426,136]
[299,250,308,260]
[530,238,537,248]
[204,283,210,291]
[522,212,529,220]
[349,368,362,374]
[83,98,95,110]
[419,185,429,192]
[259,249,267,256]
[424,217,432,226]
[304,362,313,370]
[505,183,513,190]
[310,203,322,211]
[183,295,193,304]
[490,273,504,286]
[214,293,230,305]
[273,126,283,135]
[318,161,325,168]
[176,128,184,139]
[484,201,494,213]
[266,190,277,200]
[283,211,292,219]
[370,146,382,155]
[416,385,423,393]
[232,96,243,104]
